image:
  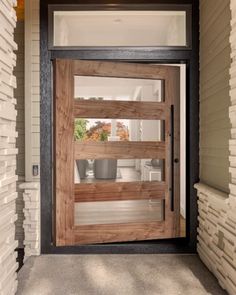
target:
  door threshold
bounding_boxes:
[42,238,195,254]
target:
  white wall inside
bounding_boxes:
[75,76,161,174]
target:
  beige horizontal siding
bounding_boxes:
[22,0,41,258]
[25,0,40,181]
[200,0,231,192]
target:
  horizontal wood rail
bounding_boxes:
[73,59,175,80]
[74,221,165,245]
[74,181,166,202]
[74,141,165,160]
[74,100,166,120]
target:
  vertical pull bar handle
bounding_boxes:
[170,105,174,211]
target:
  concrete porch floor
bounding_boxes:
[17,254,226,295]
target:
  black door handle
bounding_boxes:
[170,105,174,212]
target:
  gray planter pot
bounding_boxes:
[76,160,88,179]
[151,159,160,167]
[94,159,117,179]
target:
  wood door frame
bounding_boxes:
[40,0,199,254]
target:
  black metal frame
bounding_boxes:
[40,0,199,254]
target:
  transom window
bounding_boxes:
[49,6,191,49]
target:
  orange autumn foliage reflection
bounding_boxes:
[86,121,129,142]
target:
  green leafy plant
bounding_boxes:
[100,130,109,141]
[74,119,88,141]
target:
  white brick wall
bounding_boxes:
[19,182,40,257]
[228,0,236,291]
[0,0,18,294]
[195,184,236,295]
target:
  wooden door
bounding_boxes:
[54,59,180,246]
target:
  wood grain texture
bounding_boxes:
[173,68,181,237]
[75,181,166,202]
[74,141,166,160]
[74,221,165,245]
[54,59,75,246]
[74,100,166,120]
[164,66,181,238]
[54,59,181,245]
[73,59,176,80]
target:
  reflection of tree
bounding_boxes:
[100,130,109,141]
[74,119,88,140]
[117,122,129,141]
[86,121,110,141]
[86,121,129,141]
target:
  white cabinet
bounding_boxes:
[142,165,162,181]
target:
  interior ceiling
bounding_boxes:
[67,15,173,33]
[54,11,185,46]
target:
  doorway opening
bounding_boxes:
[40,1,199,253]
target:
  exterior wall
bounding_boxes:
[196,1,236,294]
[20,182,40,257]
[25,0,40,182]
[199,0,231,192]
[0,0,18,294]
[195,183,236,294]
[20,0,40,258]
[228,0,236,290]
[14,19,25,249]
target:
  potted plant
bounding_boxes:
[93,130,117,179]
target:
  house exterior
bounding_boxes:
[0,0,236,294]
